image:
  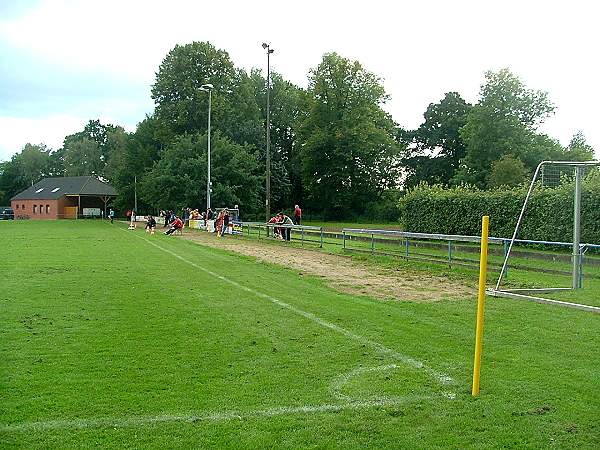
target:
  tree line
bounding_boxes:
[0,42,595,220]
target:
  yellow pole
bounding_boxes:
[472,215,489,396]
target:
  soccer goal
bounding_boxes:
[488,160,600,313]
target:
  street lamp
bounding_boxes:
[199,83,213,210]
[262,43,274,222]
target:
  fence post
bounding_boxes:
[405,239,409,258]
[343,231,346,250]
[320,227,324,248]
[448,240,452,266]
[301,227,304,247]
[579,247,584,288]
[503,240,509,278]
[371,233,374,254]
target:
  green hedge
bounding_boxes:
[398,173,600,243]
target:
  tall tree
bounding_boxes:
[140,132,262,215]
[151,42,252,142]
[565,131,595,161]
[402,92,471,187]
[299,53,401,218]
[250,69,305,211]
[0,143,54,204]
[456,69,557,187]
[19,143,52,185]
[61,120,124,177]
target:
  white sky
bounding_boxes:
[1,0,599,161]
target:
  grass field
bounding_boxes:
[1,220,599,449]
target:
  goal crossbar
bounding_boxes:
[491,160,600,312]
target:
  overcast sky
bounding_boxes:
[1,0,599,161]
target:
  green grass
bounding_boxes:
[1,220,599,449]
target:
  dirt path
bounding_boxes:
[181,230,475,302]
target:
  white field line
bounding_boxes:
[0,397,427,433]
[0,230,456,434]
[138,235,454,386]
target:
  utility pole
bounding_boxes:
[200,84,214,210]
[262,42,274,222]
[134,175,138,213]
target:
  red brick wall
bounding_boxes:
[11,199,60,220]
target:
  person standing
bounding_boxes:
[279,212,294,241]
[109,208,115,224]
[220,208,230,237]
[294,205,302,225]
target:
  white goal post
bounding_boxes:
[489,160,600,314]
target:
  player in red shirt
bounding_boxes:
[164,216,184,235]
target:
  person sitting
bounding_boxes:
[145,215,156,234]
[164,216,184,235]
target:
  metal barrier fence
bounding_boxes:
[340,228,600,283]
[241,222,326,248]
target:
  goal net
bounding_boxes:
[489,160,600,313]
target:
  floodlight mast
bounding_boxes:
[199,84,214,210]
[262,43,274,222]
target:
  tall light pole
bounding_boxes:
[199,83,213,210]
[262,42,274,222]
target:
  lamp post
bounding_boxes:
[262,42,274,222]
[199,83,213,210]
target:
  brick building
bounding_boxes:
[11,176,117,220]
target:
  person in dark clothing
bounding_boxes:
[145,215,156,234]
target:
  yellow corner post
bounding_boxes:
[472,215,490,396]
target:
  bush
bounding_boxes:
[398,175,600,243]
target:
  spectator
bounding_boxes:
[164,216,184,235]
[294,205,302,225]
[268,214,282,239]
[108,208,115,224]
[279,212,294,241]
[220,208,230,237]
[145,215,156,234]
[215,209,224,235]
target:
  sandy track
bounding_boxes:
[180,230,474,301]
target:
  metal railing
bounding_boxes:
[340,228,600,283]
[240,222,325,248]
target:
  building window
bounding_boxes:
[40,205,44,214]
[33,205,37,214]
[22,204,25,210]
[46,205,50,214]
[51,187,60,193]
[35,188,44,193]
[15,204,19,210]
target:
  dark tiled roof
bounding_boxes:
[11,176,117,200]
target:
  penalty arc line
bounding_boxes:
[0,230,456,434]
